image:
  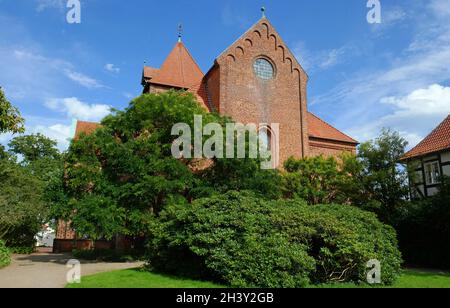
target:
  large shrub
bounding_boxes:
[0,240,10,268]
[147,191,402,287]
[396,177,450,269]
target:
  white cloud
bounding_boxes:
[64,69,105,89]
[381,84,450,116]
[294,42,357,72]
[45,97,111,122]
[369,6,407,36]
[319,47,349,70]
[0,46,106,101]
[35,0,65,12]
[0,121,72,152]
[310,1,450,148]
[31,123,72,151]
[345,84,450,148]
[104,63,120,74]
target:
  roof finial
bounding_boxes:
[178,23,183,42]
[261,6,266,18]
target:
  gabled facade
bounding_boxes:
[401,115,450,198]
[142,17,358,166]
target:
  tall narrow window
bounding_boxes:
[424,161,440,185]
[259,127,272,151]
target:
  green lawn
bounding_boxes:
[66,268,223,288]
[313,269,450,288]
[66,268,450,288]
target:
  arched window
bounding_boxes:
[259,125,279,169]
[259,126,272,151]
[253,58,274,80]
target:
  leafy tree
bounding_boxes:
[8,133,63,183]
[0,134,60,249]
[0,159,47,248]
[8,133,60,163]
[0,87,24,134]
[282,154,366,205]
[54,91,279,242]
[357,128,409,224]
[0,144,8,160]
[283,155,342,204]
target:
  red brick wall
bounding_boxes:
[149,84,176,94]
[205,65,221,112]
[214,19,310,165]
[309,137,357,158]
[56,220,76,240]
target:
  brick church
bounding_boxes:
[55,14,358,248]
[141,15,358,164]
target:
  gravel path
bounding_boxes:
[0,253,144,288]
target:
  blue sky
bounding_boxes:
[1,0,450,150]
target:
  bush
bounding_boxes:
[8,246,35,255]
[0,240,10,268]
[147,191,402,287]
[72,249,144,263]
[396,177,450,269]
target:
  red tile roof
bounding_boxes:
[307,112,359,144]
[142,66,159,80]
[144,42,204,89]
[74,121,101,139]
[401,115,450,160]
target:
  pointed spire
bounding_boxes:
[149,41,204,88]
[178,23,183,43]
[261,6,266,18]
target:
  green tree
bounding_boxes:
[357,128,409,224]
[53,91,279,242]
[8,133,62,181]
[0,159,47,248]
[0,88,24,134]
[283,155,348,205]
[0,144,8,160]
[8,133,60,163]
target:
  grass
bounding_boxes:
[311,269,450,288]
[66,268,223,288]
[66,268,450,288]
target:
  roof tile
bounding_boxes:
[144,42,204,89]
[401,115,450,160]
[74,121,101,139]
[307,112,358,144]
